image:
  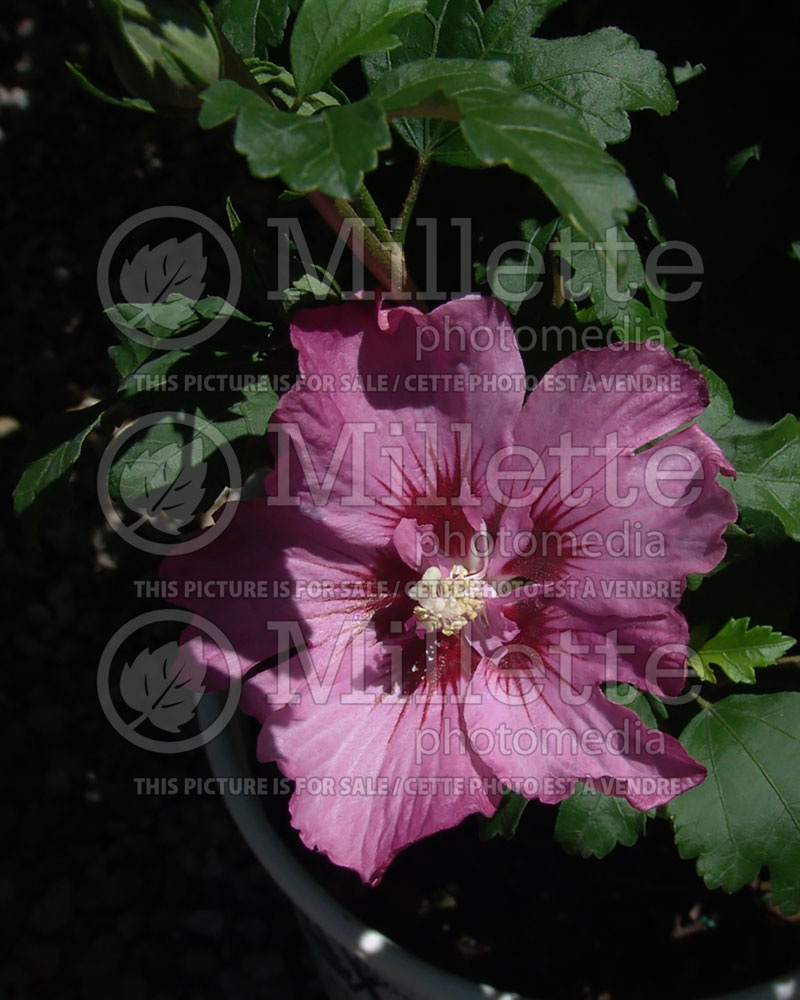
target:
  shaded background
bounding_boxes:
[2,0,798,997]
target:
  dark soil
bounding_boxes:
[256,743,800,1000]
[1,3,322,997]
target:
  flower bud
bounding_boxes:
[95,0,223,109]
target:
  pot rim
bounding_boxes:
[198,695,799,1000]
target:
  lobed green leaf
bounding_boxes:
[668,693,800,915]
[290,0,425,99]
[215,0,291,58]
[490,26,677,146]
[689,617,796,684]
[199,80,390,197]
[553,684,658,858]
[554,782,649,859]
[458,90,636,244]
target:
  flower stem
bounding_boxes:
[352,184,395,248]
[395,155,430,244]
[220,55,418,301]
[305,190,417,300]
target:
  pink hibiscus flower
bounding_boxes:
[161,295,737,884]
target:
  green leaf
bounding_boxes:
[673,61,706,85]
[603,681,659,729]
[478,790,529,841]
[554,782,649,859]
[661,172,679,198]
[555,220,644,322]
[13,402,106,524]
[668,693,800,915]
[107,294,248,345]
[369,0,485,65]
[371,57,513,112]
[476,216,557,314]
[108,337,157,379]
[199,80,390,197]
[109,418,193,507]
[245,58,341,114]
[686,523,758,590]
[688,618,796,684]
[721,414,800,543]
[116,349,193,397]
[119,438,208,533]
[110,312,278,494]
[367,3,672,160]
[106,296,270,383]
[680,351,800,546]
[575,230,673,346]
[459,90,636,244]
[107,293,274,401]
[92,0,224,110]
[290,0,425,100]
[211,381,278,442]
[362,0,565,162]
[726,142,762,183]
[554,682,657,859]
[108,384,277,507]
[371,56,637,248]
[688,357,735,438]
[363,0,491,164]
[481,0,565,52]
[680,350,769,440]
[66,61,156,113]
[491,27,676,146]
[215,0,291,57]
[284,268,342,306]
[609,295,677,350]
[640,200,666,243]
[365,0,564,83]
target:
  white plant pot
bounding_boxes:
[199,695,799,1000]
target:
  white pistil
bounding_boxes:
[409,565,486,636]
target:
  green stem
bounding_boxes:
[695,694,714,711]
[395,155,430,244]
[217,53,418,301]
[352,184,395,248]
[305,191,417,299]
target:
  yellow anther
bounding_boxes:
[408,565,485,636]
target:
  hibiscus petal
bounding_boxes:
[258,668,498,884]
[266,296,526,549]
[520,425,735,616]
[516,342,709,454]
[542,600,690,699]
[159,500,403,686]
[502,349,737,614]
[465,658,705,811]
